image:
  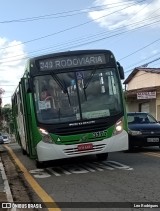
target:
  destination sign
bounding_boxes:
[39,54,107,71]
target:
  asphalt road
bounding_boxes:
[1,143,160,211]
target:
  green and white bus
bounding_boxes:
[12,49,128,167]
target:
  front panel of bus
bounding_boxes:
[29,50,128,161]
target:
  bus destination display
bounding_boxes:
[39,54,107,71]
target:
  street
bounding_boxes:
[0,142,160,211]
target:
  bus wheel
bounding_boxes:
[96,153,108,161]
[22,148,27,155]
[36,160,45,168]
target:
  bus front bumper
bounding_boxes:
[36,130,128,162]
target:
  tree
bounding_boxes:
[1,104,13,133]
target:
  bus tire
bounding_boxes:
[96,153,108,161]
[22,148,27,155]
[36,160,45,168]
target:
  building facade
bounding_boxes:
[124,68,160,120]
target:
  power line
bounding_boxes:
[0,2,157,64]
[1,10,160,64]
[0,1,135,24]
[0,0,145,51]
[139,57,160,67]
[125,50,160,72]
[1,14,160,65]
[150,61,160,67]
[124,57,160,74]
[119,38,160,61]
[1,1,159,70]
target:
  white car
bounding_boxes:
[2,135,10,144]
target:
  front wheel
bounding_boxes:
[36,160,45,168]
[22,148,27,155]
[96,153,108,161]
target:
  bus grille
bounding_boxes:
[54,125,107,135]
[63,144,106,156]
[60,137,106,145]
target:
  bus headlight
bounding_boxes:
[38,128,53,144]
[113,119,123,135]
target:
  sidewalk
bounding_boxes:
[0,144,47,211]
[0,146,15,210]
[0,156,8,201]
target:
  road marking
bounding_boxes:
[86,162,104,171]
[143,152,160,158]
[79,164,96,172]
[104,161,133,170]
[4,145,61,211]
[64,165,89,174]
[29,169,51,178]
[46,168,61,177]
[30,160,133,178]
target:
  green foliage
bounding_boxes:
[0,104,14,133]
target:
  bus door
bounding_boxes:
[21,77,37,158]
[17,81,28,153]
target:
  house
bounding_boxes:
[123,67,160,120]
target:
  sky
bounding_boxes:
[0,0,160,106]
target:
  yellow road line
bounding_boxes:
[4,145,61,211]
[143,152,160,158]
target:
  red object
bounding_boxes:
[78,143,93,151]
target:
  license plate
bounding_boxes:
[78,143,93,151]
[147,138,159,142]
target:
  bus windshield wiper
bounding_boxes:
[83,69,97,89]
[82,69,97,101]
[51,73,71,106]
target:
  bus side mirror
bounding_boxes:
[117,62,125,80]
[27,78,32,93]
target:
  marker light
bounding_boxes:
[38,128,53,144]
[39,128,49,135]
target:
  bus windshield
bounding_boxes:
[33,68,123,123]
